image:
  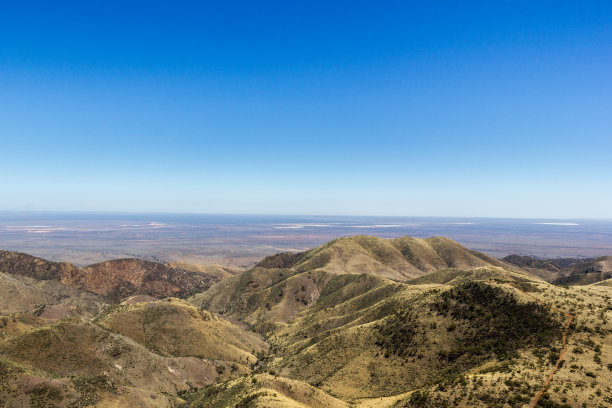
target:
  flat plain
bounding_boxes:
[1,213,610,268]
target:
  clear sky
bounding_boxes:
[1,1,611,218]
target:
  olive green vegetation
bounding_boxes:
[0,236,610,407]
[257,235,505,281]
[258,272,565,401]
[188,235,506,334]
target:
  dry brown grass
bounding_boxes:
[96,298,267,365]
[183,373,349,408]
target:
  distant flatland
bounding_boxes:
[1,215,610,267]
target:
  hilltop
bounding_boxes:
[186,237,611,407]
[257,235,504,280]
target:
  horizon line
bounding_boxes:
[0,210,610,222]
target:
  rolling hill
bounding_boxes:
[0,316,245,407]
[183,373,349,408]
[553,256,612,286]
[188,266,330,332]
[167,262,240,281]
[265,269,559,400]
[257,235,505,280]
[0,271,106,317]
[190,236,505,332]
[95,297,267,366]
[187,262,611,407]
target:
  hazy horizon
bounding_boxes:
[2,212,611,268]
[0,210,611,221]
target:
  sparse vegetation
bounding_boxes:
[432,282,562,365]
[1,237,611,407]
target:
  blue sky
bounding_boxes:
[1,1,611,217]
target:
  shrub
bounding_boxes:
[432,282,562,363]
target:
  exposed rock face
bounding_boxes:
[0,251,217,302]
[0,250,79,281]
[78,258,217,301]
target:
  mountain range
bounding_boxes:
[0,236,610,407]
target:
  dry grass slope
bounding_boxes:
[266,269,575,403]
[0,271,106,317]
[95,298,267,366]
[279,236,505,281]
[189,236,506,333]
[168,262,240,281]
[189,267,331,332]
[0,317,246,401]
[183,373,349,408]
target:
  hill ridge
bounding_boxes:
[257,235,505,281]
[0,250,218,302]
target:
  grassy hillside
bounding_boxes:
[365,281,612,407]
[0,312,46,340]
[593,277,612,287]
[168,262,240,281]
[183,373,349,408]
[553,256,612,286]
[189,267,332,332]
[259,236,504,281]
[503,254,612,286]
[406,266,536,286]
[95,298,267,366]
[0,355,181,408]
[189,236,505,332]
[0,271,106,317]
[0,315,252,407]
[265,269,567,401]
